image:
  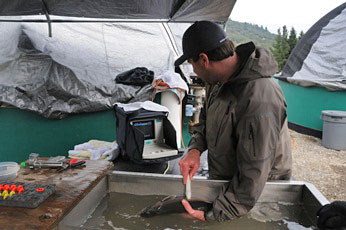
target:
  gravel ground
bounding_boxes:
[290,129,346,202]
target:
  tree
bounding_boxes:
[298,31,305,40]
[270,27,290,72]
[288,27,298,54]
[282,25,288,40]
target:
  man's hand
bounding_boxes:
[181,199,205,221]
[317,201,346,230]
[179,149,201,184]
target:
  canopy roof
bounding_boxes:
[0,0,235,22]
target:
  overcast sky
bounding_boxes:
[230,0,345,34]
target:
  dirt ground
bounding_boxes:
[290,129,346,202]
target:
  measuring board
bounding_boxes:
[0,182,55,208]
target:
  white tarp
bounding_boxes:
[0,21,177,118]
[0,0,236,118]
[278,3,346,91]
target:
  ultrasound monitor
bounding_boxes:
[131,118,178,159]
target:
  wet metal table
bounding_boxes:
[0,160,113,230]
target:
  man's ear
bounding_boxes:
[199,53,209,68]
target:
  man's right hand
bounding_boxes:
[179,149,201,184]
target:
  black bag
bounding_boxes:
[114,104,183,164]
[115,67,154,86]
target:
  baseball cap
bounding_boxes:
[174,21,229,67]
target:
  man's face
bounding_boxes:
[188,57,216,85]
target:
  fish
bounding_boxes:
[139,195,212,218]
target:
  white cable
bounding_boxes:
[163,161,170,174]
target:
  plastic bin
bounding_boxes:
[321,110,346,150]
[0,162,20,182]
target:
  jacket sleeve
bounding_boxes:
[207,112,281,222]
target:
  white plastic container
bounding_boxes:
[0,162,20,182]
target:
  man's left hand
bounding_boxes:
[181,199,205,221]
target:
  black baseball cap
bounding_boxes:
[174,21,229,67]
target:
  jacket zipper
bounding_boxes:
[249,124,256,157]
[213,103,231,147]
[225,104,230,115]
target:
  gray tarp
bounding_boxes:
[0,0,236,118]
[277,2,346,91]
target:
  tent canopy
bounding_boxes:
[0,0,236,118]
[277,2,346,91]
[0,0,235,22]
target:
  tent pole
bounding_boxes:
[40,0,52,37]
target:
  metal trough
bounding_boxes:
[59,171,329,229]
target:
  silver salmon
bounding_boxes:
[139,195,212,218]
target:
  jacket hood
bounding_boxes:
[226,42,278,86]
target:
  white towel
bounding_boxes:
[68,140,119,161]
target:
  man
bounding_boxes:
[174,21,292,222]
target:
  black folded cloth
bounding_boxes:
[115,67,154,86]
[317,201,346,230]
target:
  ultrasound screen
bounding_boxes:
[133,120,155,140]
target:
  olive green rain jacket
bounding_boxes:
[188,42,292,222]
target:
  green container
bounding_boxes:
[0,107,192,163]
[278,80,346,131]
[0,107,116,163]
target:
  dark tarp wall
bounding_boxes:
[277,2,346,91]
[0,0,237,119]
